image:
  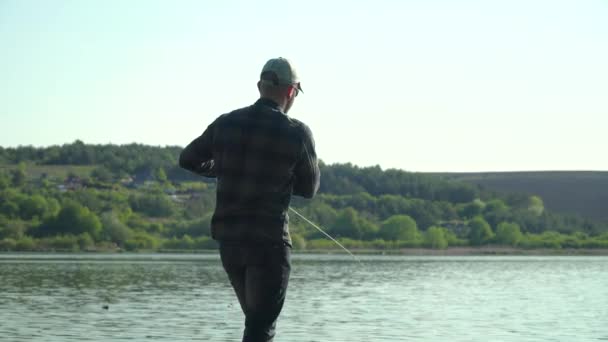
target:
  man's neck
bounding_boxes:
[259,96,286,112]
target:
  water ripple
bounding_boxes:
[0,254,606,341]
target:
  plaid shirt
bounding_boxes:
[179,98,320,245]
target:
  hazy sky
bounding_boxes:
[1,0,607,172]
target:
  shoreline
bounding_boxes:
[2,247,608,256]
[300,247,608,256]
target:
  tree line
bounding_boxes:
[1,141,607,252]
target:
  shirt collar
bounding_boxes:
[255,98,282,111]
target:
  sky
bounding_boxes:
[1,0,607,172]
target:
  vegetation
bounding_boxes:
[0,141,607,252]
[433,171,608,221]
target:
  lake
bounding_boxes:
[0,253,606,341]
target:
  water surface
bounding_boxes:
[0,254,606,341]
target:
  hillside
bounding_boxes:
[431,172,608,221]
[1,141,608,252]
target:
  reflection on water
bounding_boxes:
[0,254,607,341]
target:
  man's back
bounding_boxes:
[179,98,319,245]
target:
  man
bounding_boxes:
[179,57,320,342]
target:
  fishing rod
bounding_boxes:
[289,207,361,264]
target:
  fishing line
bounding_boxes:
[289,207,361,264]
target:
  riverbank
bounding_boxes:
[3,246,608,256]
[301,246,608,256]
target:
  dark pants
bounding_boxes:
[219,241,291,342]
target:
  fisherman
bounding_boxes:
[179,57,320,342]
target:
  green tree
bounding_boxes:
[124,231,160,251]
[528,196,544,216]
[444,229,467,246]
[77,233,94,250]
[459,200,484,219]
[425,226,448,249]
[0,171,10,190]
[19,195,48,220]
[375,194,409,219]
[359,217,379,240]
[483,199,510,229]
[91,166,114,182]
[306,200,339,227]
[330,207,363,239]
[0,220,26,239]
[43,201,102,239]
[45,198,61,219]
[406,199,444,230]
[11,163,27,187]
[155,167,168,183]
[328,207,379,240]
[379,215,418,241]
[495,221,523,246]
[468,216,494,246]
[129,193,175,217]
[68,189,103,213]
[100,211,133,246]
[0,201,19,219]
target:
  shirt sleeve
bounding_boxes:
[179,121,216,178]
[293,124,320,198]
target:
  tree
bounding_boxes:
[495,222,523,246]
[438,183,477,203]
[330,207,363,239]
[155,167,168,183]
[459,200,484,219]
[77,233,95,250]
[359,217,379,240]
[129,193,175,217]
[45,198,61,219]
[375,194,409,219]
[379,215,418,241]
[0,220,26,239]
[68,189,103,213]
[19,195,48,220]
[91,166,114,182]
[170,214,212,238]
[404,199,439,230]
[0,201,19,219]
[425,226,448,249]
[468,216,494,246]
[528,196,544,216]
[306,201,338,227]
[124,231,160,251]
[483,199,510,228]
[43,201,102,239]
[11,163,27,187]
[100,211,133,246]
[0,171,10,190]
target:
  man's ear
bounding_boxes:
[287,86,296,99]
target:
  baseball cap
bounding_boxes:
[260,57,303,93]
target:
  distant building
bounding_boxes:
[58,175,84,191]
